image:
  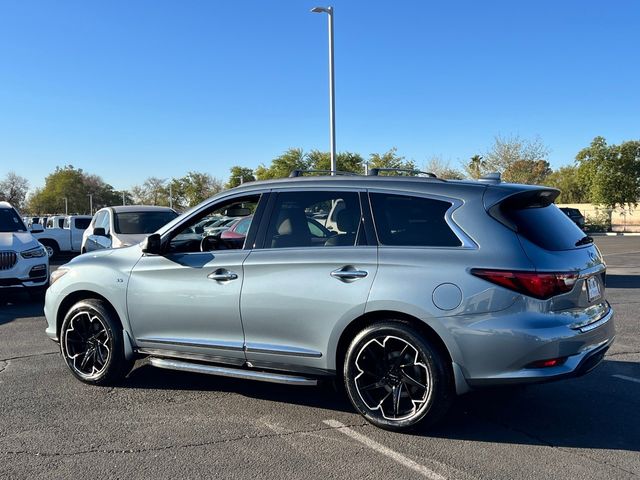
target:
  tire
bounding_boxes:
[60,299,133,385]
[343,321,453,432]
[41,241,59,260]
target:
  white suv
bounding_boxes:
[0,201,49,299]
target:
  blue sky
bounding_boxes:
[1,0,638,192]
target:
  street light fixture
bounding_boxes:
[311,5,336,175]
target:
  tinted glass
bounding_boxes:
[265,191,361,248]
[370,193,461,247]
[114,211,178,234]
[503,204,586,251]
[75,218,91,230]
[0,208,27,232]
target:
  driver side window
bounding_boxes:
[168,195,260,253]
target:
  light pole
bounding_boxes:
[62,197,68,215]
[88,194,93,215]
[311,6,336,175]
[122,191,126,206]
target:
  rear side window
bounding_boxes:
[502,204,586,251]
[370,193,461,247]
[75,218,91,230]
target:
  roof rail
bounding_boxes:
[367,168,437,178]
[288,169,358,177]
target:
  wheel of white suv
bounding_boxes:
[60,299,133,385]
[343,321,453,431]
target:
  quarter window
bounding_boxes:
[370,193,461,247]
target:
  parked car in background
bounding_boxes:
[559,207,586,230]
[32,215,92,259]
[45,172,614,431]
[82,205,178,253]
[45,215,66,229]
[0,201,48,299]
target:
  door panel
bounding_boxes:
[240,247,377,373]
[128,250,249,365]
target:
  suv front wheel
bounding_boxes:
[60,299,133,385]
[343,321,452,431]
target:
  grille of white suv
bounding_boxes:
[0,251,17,270]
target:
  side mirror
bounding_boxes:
[30,224,44,233]
[141,233,162,254]
[93,227,107,237]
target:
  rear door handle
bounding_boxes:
[208,269,238,281]
[330,267,368,281]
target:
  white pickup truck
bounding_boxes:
[32,215,92,259]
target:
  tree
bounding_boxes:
[502,159,552,185]
[368,147,416,174]
[465,155,485,179]
[0,172,29,211]
[307,150,364,174]
[576,136,640,208]
[226,166,256,189]
[173,171,223,209]
[26,165,120,214]
[130,177,169,206]
[254,148,309,180]
[424,157,465,180]
[545,166,588,203]
[469,135,551,183]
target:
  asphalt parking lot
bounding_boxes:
[1,237,639,480]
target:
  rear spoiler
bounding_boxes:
[484,187,560,231]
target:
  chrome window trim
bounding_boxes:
[366,188,478,250]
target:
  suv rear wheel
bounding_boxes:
[60,299,133,385]
[343,321,452,431]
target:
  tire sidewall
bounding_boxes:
[343,321,451,431]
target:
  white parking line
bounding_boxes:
[323,419,447,480]
[612,374,640,384]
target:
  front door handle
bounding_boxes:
[208,269,238,281]
[330,267,368,281]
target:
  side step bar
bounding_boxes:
[149,357,318,386]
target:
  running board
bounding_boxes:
[149,357,318,386]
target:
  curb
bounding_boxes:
[589,233,640,237]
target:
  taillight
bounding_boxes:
[471,269,578,300]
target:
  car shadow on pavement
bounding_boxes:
[121,362,354,414]
[119,359,640,453]
[426,359,640,452]
[606,274,640,289]
[0,294,44,325]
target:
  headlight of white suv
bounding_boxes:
[21,245,47,258]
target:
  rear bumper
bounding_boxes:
[451,304,615,389]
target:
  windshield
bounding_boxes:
[113,211,178,235]
[0,208,27,232]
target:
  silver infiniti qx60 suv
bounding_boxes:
[44,171,615,431]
